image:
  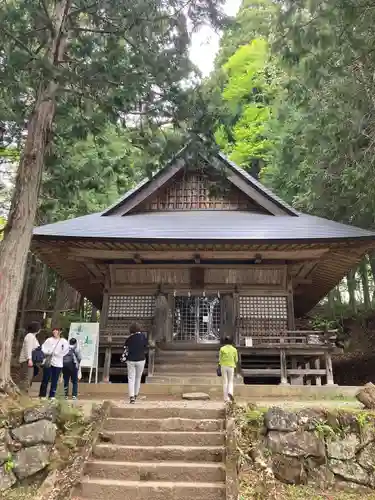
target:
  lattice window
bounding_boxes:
[238,296,288,343]
[108,295,155,318]
[134,169,266,212]
[105,295,155,338]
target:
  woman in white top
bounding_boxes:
[19,321,41,393]
[39,327,70,399]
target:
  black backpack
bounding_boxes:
[31,346,45,365]
[63,349,76,368]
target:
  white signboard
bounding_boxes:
[69,322,99,383]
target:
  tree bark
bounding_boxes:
[0,0,71,389]
[347,269,357,315]
[360,257,371,311]
[27,259,50,310]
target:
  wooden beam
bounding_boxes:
[133,253,142,264]
[209,155,287,215]
[66,248,329,261]
[292,278,313,285]
[113,158,186,216]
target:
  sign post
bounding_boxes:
[68,322,99,383]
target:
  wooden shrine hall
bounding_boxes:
[32,142,375,386]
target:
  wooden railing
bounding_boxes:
[238,329,341,386]
[239,329,339,348]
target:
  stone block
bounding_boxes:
[329,459,370,486]
[264,407,298,432]
[272,454,307,484]
[358,441,375,471]
[297,409,325,431]
[0,430,9,465]
[182,393,210,401]
[13,445,51,479]
[23,403,57,424]
[11,420,56,447]
[0,465,16,491]
[267,430,325,458]
[327,434,359,460]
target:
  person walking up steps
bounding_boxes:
[124,323,148,404]
[219,336,239,402]
[63,338,82,400]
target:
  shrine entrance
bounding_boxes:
[172,295,221,343]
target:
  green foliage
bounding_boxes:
[214,38,279,171]
[262,0,375,229]
[313,420,337,440]
[0,0,225,227]
[4,454,15,473]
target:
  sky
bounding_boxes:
[189,0,242,77]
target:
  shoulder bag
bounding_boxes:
[44,340,61,368]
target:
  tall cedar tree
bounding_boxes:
[0,0,224,389]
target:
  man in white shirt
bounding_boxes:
[19,321,41,393]
[39,327,70,399]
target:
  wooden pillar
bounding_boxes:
[291,357,304,385]
[233,292,239,345]
[315,358,322,386]
[221,293,235,342]
[165,294,174,343]
[325,352,335,385]
[103,346,112,383]
[154,292,168,343]
[100,291,110,382]
[287,275,295,330]
[305,361,311,386]
[280,349,288,385]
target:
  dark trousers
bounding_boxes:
[63,365,78,398]
[39,366,62,399]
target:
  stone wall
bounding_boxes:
[239,405,375,492]
[0,403,58,492]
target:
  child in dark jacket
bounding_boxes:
[62,338,82,400]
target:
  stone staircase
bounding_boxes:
[74,403,226,500]
[149,347,222,385]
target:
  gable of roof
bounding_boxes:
[102,142,298,217]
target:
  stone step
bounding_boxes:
[155,364,217,374]
[147,375,222,385]
[156,349,218,357]
[102,431,224,447]
[85,460,226,483]
[77,478,225,500]
[103,417,224,432]
[155,355,218,364]
[109,406,225,420]
[93,444,224,463]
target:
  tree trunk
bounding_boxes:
[14,252,32,353]
[0,0,71,389]
[347,269,357,315]
[360,257,371,311]
[369,253,375,303]
[27,260,50,310]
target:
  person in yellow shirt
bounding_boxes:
[219,337,238,402]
